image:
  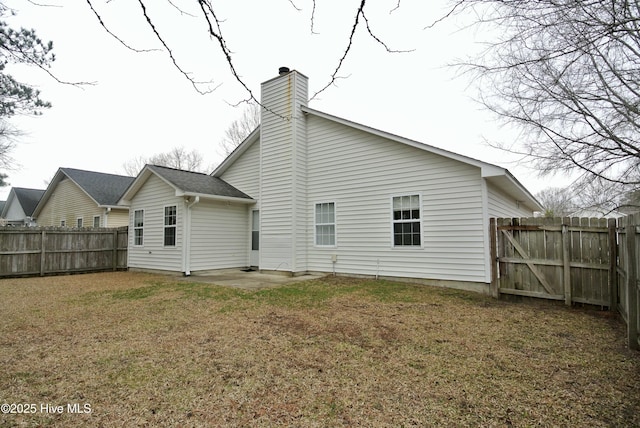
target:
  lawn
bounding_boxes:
[0,271,638,427]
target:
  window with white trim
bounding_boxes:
[164,205,177,246]
[315,202,336,246]
[392,195,421,247]
[60,219,66,227]
[133,209,144,246]
[76,217,83,228]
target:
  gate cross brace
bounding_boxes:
[501,229,556,295]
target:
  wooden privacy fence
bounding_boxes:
[490,215,639,350]
[0,226,128,277]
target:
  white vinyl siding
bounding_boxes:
[127,175,182,272]
[315,202,336,246]
[305,115,487,283]
[188,200,248,271]
[219,139,260,198]
[487,184,533,218]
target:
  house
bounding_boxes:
[120,68,542,293]
[33,167,134,227]
[1,187,45,226]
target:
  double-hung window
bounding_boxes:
[133,210,144,246]
[315,202,336,246]
[93,215,101,228]
[392,195,421,247]
[164,205,177,246]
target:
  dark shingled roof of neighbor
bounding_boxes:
[61,168,135,206]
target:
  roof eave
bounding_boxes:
[177,191,255,204]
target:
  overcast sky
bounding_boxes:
[0,0,565,200]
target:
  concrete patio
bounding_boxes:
[176,268,326,290]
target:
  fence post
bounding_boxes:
[489,218,499,298]
[562,223,572,306]
[626,217,638,350]
[608,218,618,310]
[39,230,46,276]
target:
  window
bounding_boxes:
[76,217,83,228]
[315,202,336,246]
[93,216,101,228]
[60,220,66,227]
[134,210,144,246]
[251,210,259,251]
[392,195,421,247]
[164,205,177,246]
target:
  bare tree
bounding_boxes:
[122,146,210,176]
[218,102,260,156]
[85,1,412,105]
[535,187,574,218]
[445,0,640,197]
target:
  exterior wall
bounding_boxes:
[189,200,249,271]
[127,174,183,272]
[259,71,308,272]
[304,115,488,283]
[37,178,106,227]
[3,195,27,223]
[487,184,533,218]
[220,139,260,199]
[104,209,130,228]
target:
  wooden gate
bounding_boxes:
[490,217,615,307]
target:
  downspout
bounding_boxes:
[183,196,200,276]
[105,207,111,227]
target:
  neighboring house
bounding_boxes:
[120,68,542,293]
[1,187,45,226]
[33,168,134,227]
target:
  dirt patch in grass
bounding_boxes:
[1,272,639,427]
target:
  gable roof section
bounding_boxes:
[12,187,45,216]
[33,168,135,218]
[119,164,254,204]
[213,106,542,212]
[1,187,45,218]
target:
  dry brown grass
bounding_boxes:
[0,271,638,427]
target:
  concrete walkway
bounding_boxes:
[177,269,326,290]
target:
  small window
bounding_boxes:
[76,217,83,228]
[392,195,421,247]
[60,219,66,227]
[134,210,144,246]
[251,210,259,251]
[93,216,101,228]
[315,202,336,246]
[164,205,177,246]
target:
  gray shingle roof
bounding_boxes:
[147,165,252,199]
[13,187,45,216]
[61,168,135,206]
